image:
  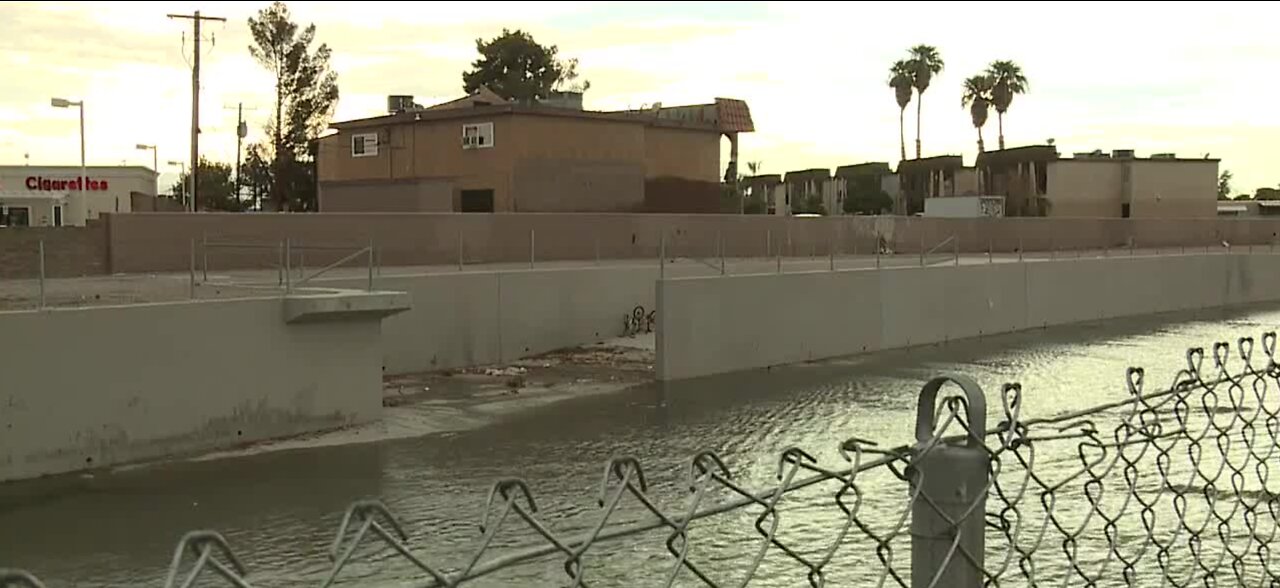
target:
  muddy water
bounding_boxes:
[3,305,1278,587]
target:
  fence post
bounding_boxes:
[954,235,960,266]
[987,237,992,264]
[458,230,464,271]
[529,229,535,269]
[1130,237,1135,257]
[277,240,284,286]
[1018,233,1024,262]
[201,231,208,282]
[766,229,771,260]
[919,233,925,267]
[38,240,46,309]
[659,233,666,279]
[594,233,600,266]
[829,234,835,272]
[911,375,989,588]
[189,238,197,299]
[367,239,375,292]
[284,238,292,294]
[718,231,726,275]
[776,241,782,274]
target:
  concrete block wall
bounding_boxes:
[0,294,391,481]
[97,213,1280,277]
[0,224,107,279]
[657,253,1280,381]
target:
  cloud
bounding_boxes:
[1,0,1277,194]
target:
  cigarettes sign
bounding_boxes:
[25,176,110,191]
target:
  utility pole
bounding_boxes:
[168,10,225,213]
[225,103,257,209]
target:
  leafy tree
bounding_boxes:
[463,29,565,103]
[985,60,1029,150]
[242,144,273,210]
[907,45,944,158]
[554,57,591,93]
[171,158,244,212]
[888,60,914,162]
[962,74,994,153]
[843,176,893,215]
[1217,170,1233,200]
[248,1,339,211]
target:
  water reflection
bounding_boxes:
[2,305,1277,586]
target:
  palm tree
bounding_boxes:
[907,45,944,159]
[961,74,994,153]
[986,60,1029,150]
[888,60,914,163]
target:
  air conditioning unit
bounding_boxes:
[1112,149,1135,159]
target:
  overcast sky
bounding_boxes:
[1,1,1277,194]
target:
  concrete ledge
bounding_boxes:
[283,290,412,324]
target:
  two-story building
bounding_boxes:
[976,146,1219,218]
[317,88,753,214]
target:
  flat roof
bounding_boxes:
[331,103,725,133]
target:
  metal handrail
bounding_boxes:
[924,235,956,257]
[290,244,375,292]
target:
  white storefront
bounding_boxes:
[0,165,157,227]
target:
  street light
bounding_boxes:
[136,144,158,194]
[167,160,187,205]
[50,97,85,205]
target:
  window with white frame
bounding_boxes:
[461,122,494,150]
[351,133,379,157]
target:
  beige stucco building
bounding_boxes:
[317,89,753,213]
[977,146,1219,218]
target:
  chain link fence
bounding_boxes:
[5,332,1280,587]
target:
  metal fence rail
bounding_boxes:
[6,333,1280,587]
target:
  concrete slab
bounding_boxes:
[283,290,412,324]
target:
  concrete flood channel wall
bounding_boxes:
[325,266,667,374]
[0,290,409,482]
[656,253,1280,381]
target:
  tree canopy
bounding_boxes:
[248,1,339,210]
[463,29,564,103]
[172,158,244,212]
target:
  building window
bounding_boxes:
[462,122,495,149]
[1035,161,1048,195]
[1,206,31,227]
[351,133,379,157]
[53,205,63,227]
[1122,203,1131,218]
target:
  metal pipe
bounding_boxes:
[988,237,992,264]
[458,231,464,271]
[529,229,535,269]
[919,233,925,267]
[276,240,284,286]
[954,236,960,266]
[766,229,771,260]
[1018,234,1023,262]
[38,240,46,309]
[594,235,600,266]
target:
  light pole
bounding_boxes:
[168,160,187,205]
[50,97,85,204]
[136,144,158,194]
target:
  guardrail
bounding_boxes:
[7,331,1279,586]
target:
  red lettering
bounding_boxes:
[99,180,108,190]
[41,179,51,191]
[25,177,36,190]
[88,180,97,190]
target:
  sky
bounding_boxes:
[1,1,1278,195]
